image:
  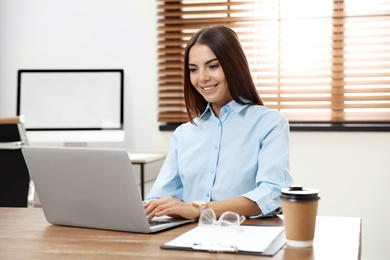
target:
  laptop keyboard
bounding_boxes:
[149,220,172,227]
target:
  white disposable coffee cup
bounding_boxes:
[280,185,320,247]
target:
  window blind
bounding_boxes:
[157,0,390,124]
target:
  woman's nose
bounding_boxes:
[199,69,210,82]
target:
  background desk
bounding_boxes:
[0,208,361,259]
[128,153,166,200]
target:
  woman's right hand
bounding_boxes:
[144,197,199,221]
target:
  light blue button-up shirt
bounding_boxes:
[147,100,293,216]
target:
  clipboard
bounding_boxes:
[161,225,286,256]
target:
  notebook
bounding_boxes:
[22,146,195,233]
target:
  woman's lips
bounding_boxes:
[201,84,218,92]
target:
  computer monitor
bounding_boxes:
[17,69,124,146]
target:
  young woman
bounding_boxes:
[144,25,293,220]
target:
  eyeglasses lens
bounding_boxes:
[200,208,216,226]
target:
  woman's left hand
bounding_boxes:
[144,197,199,221]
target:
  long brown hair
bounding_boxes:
[184,24,263,124]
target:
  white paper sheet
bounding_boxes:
[164,225,285,252]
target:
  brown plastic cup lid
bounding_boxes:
[280,185,320,202]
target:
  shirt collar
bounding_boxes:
[199,98,249,119]
[199,103,212,119]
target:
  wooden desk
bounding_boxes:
[0,208,361,259]
[128,153,166,200]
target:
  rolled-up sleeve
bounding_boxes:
[241,113,293,217]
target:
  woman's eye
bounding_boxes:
[189,68,197,73]
[209,64,219,69]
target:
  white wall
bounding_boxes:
[290,132,390,260]
[0,1,389,259]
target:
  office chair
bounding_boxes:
[0,116,34,207]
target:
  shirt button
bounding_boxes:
[266,205,271,210]
[206,193,210,198]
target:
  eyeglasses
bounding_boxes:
[199,208,246,232]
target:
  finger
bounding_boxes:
[147,207,167,220]
[145,199,172,220]
[148,200,177,219]
[144,199,163,218]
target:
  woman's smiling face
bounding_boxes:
[188,43,232,116]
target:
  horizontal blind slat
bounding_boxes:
[157,0,390,124]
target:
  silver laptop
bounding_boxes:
[22,146,195,233]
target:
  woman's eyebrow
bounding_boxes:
[188,58,218,67]
[205,58,218,65]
